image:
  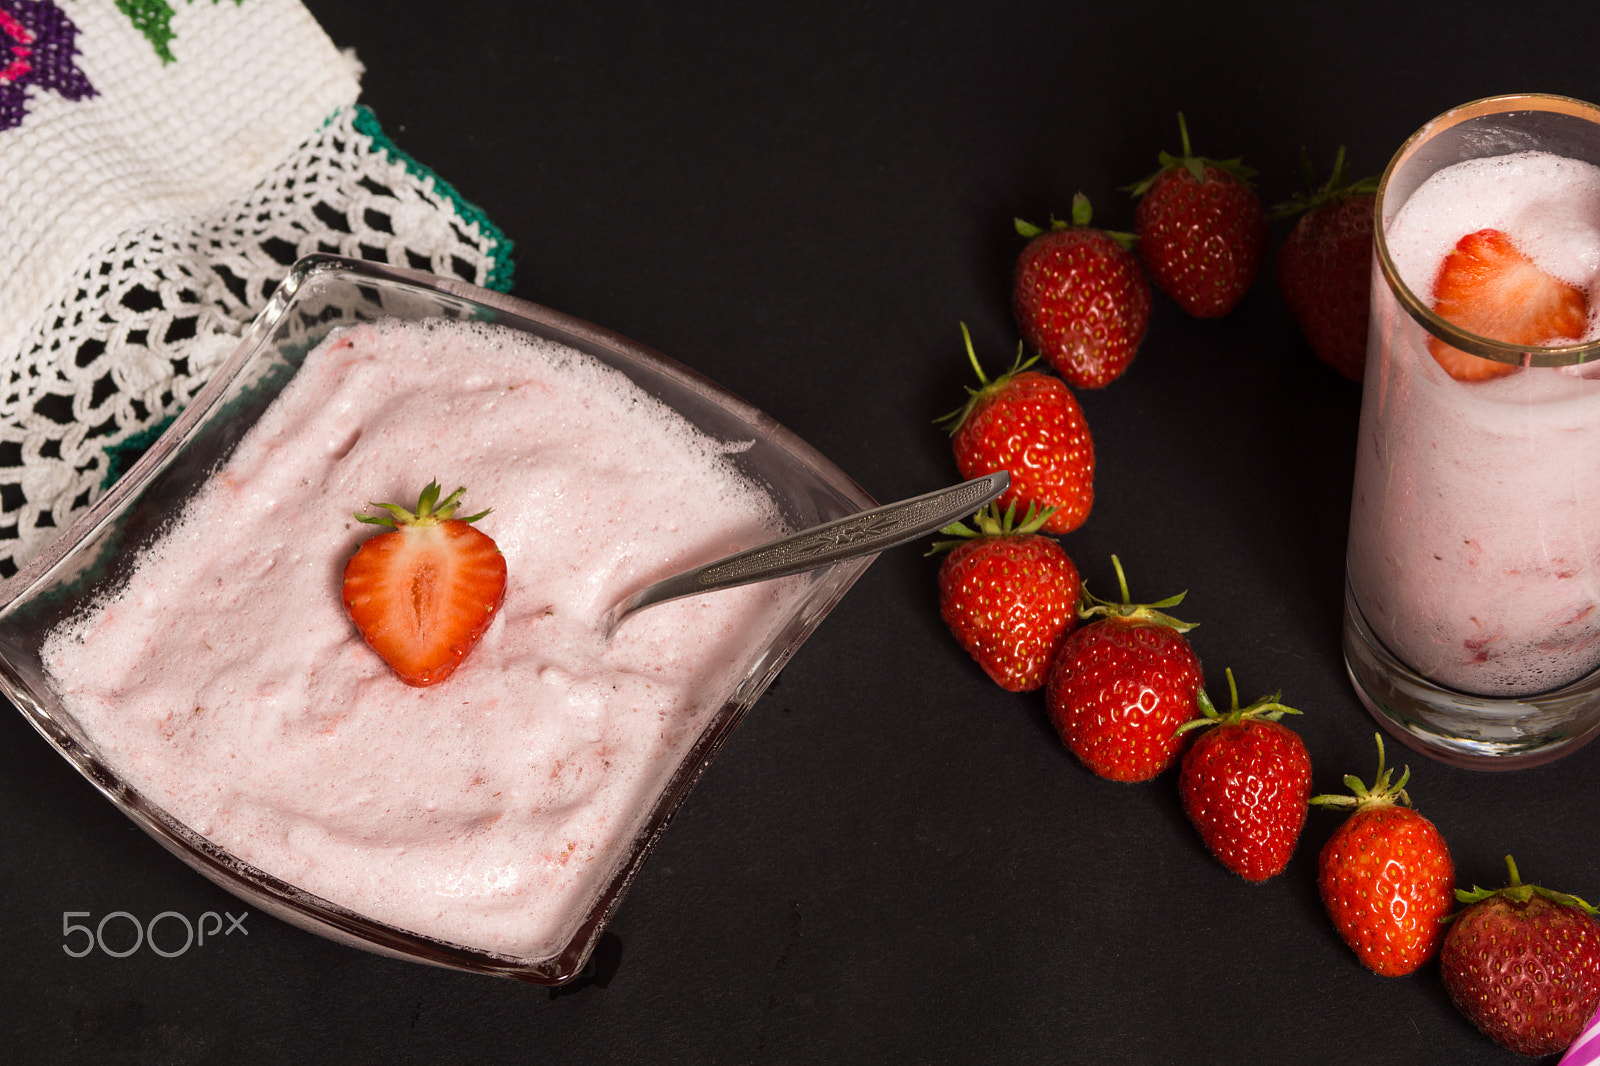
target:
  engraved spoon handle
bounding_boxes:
[602,471,1009,638]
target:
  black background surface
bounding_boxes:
[8,1,1600,1063]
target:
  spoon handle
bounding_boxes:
[604,471,1009,637]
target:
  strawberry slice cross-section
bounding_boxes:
[341,481,508,687]
[1426,227,1590,381]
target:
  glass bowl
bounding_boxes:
[0,255,876,983]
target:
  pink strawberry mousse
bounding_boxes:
[1347,150,1600,696]
[42,319,806,958]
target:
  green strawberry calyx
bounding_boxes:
[936,322,1041,435]
[1123,111,1257,198]
[1076,553,1195,632]
[928,499,1057,555]
[1309,732,1413,814]
[1015,193,1135,252]
[1451,854,1600,915]
[1267,144,1380,222]
[1174,666,1301,737]
[355,480,491,529]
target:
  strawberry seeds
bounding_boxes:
[926,110,1600,1061]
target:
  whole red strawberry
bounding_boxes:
[940,324,1094,534]
[1441,855,1600,1057]
[342,481,508,687]
[1126,113,1267,318]
[1012,193,1152,389]
[1045,556,1202,782]
[1175,670,1311,883]
[1272,147,1379,382]
[1311,735,1455,977]
[933,502,1081,692]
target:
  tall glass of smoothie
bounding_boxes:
[1344,94,1600,768]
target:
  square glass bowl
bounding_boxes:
[0,255,877,983]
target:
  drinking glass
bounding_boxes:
[1343,94,1600,768]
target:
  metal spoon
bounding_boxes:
[600,470,1009,639]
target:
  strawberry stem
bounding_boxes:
[1310,733,1413,813]
[927,500,1057,555]
[961,321,989,386]
[1124,112,1257,198]
[1112,553,1132,603]
[1452,855,1600,913]
[1014,194,1135,249]
[1268,144,1380,221]
[1077,554,1195,631]
[355,480,491,528]
[1175,667,1303,736]
[936,323,1040,435]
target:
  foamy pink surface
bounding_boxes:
[43,320,805,957]
[1348,151,1600,696]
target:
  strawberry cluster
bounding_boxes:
[934,535,1599,1055]
[1009,115,1378,393]
[929,112,1600,1059]
[1009,115,1267,394]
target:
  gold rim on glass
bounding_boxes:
[1374,92,1600,367]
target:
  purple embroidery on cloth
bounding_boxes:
[0,0,96,132]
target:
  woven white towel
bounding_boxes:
[0,0,513,575]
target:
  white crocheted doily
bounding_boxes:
[0,0,514,576]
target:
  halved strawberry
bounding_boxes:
[341,481,508,687]
[1427,228,1589,381]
